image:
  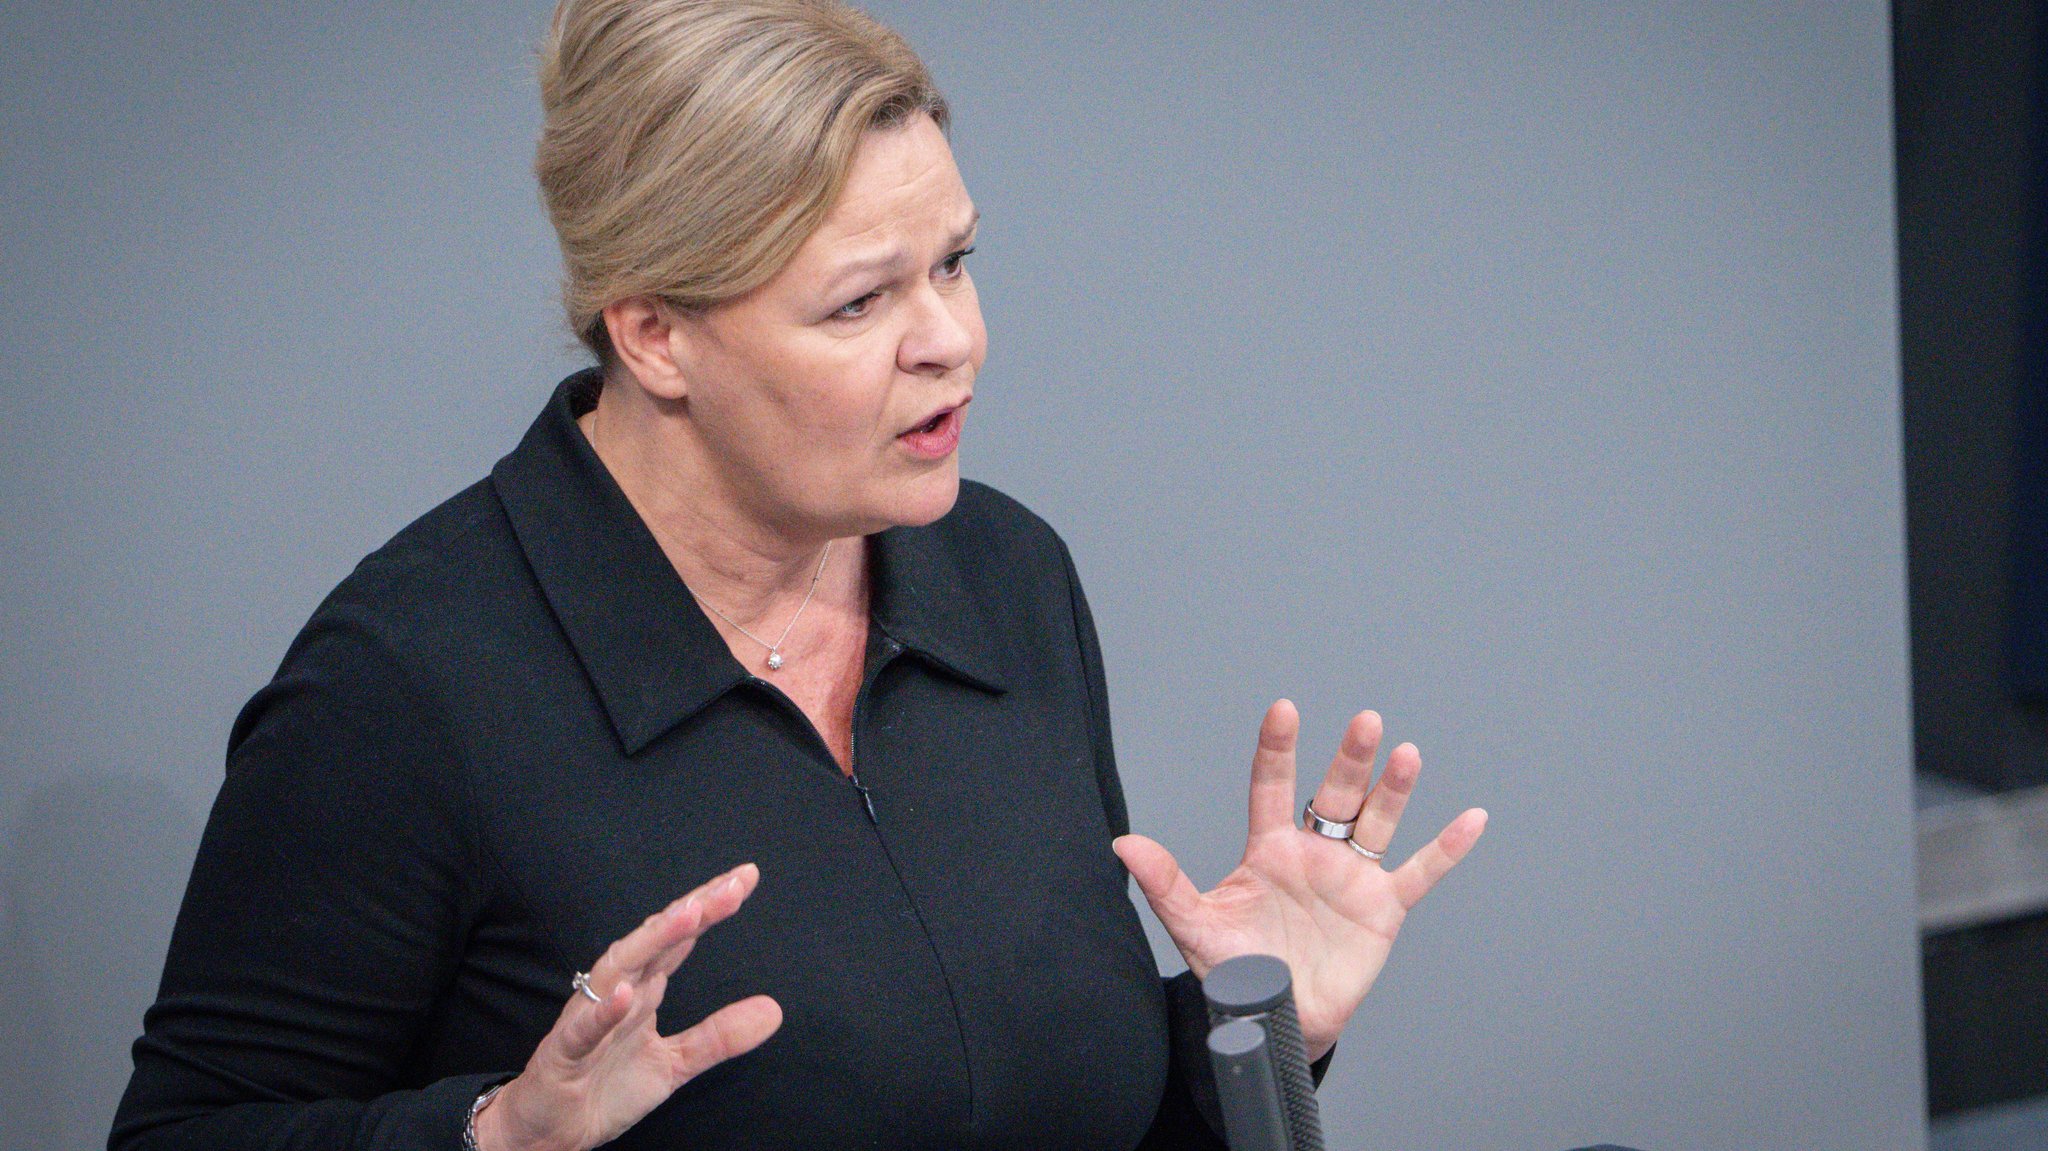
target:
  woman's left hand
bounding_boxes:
[1112,700,1487,1061]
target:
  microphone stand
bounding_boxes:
[1203,953,1324,1151]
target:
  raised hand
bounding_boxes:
[474,863,783,1151]
[1112,701,1487,1060]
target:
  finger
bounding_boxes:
[647,862,761,980]
[1349,741,1422,855]
[591,892,703,987]
[596,862,758,985]
[1388,807,1488,909]
[1111,834,1205,937]
[665,994,784,1087]
[552,977,637,1063]
[1307,710,1383,829]
[1247,699,1301,839]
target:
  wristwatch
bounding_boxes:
[461,1083,507,1151]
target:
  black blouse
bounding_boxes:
[111,370,1234,1150]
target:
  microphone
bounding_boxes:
[1203,954,1324,1151]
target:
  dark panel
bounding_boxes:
[1923,911,2048,1115]
[2009,0,2048,705]
[1897,0,2048,789]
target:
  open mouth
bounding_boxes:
[899,397,968,439]
[896,402,965,459]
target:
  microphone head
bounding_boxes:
[1203,953,1294,1017]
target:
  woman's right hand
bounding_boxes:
[474,862,783,1151]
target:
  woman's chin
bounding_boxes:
[883,466,962,529]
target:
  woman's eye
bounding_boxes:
[938,246,976,278]
[833,292,879,319]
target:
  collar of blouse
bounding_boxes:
[492,368,1010,755]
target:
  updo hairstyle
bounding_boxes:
[535,0,949,363]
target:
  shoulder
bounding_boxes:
[317,479,519,630]
[881,479,1097,683]
[906,479,1093,622]
[927,478,1075,573]
[297,477,535,651]
[232,479,529,750]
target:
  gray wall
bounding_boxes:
[0,3,1917,1149]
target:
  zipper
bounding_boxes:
[843,637,900,825]
[769,632,973,1136]
[747,634,901,825]
[848,773,878,824]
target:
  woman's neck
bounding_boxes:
[576,384,863,630]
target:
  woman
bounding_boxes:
[111,2,1486,1149]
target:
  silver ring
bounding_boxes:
[571,971,603,1003]
[1348,839,1387,862]
[1302,801,1358,839]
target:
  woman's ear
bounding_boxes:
[601,296,692,402]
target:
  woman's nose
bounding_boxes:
[898,284,977,375]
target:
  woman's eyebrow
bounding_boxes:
[817,211,983,297]
[819,250,904,295]
[945,210,982,249]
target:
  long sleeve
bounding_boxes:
[1057,539,1231,1149]
[1059,539,1337,1150]
[110,610,506,1150]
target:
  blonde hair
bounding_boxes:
[535,0,949,361]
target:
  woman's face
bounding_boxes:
[671,113,985,540]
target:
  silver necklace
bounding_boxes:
[689,541,833,671]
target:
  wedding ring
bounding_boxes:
[1302,801,1358,839]
[1348,839,1387,862]
[571,971,603,1003]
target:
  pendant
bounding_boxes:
[766,651,784,671]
